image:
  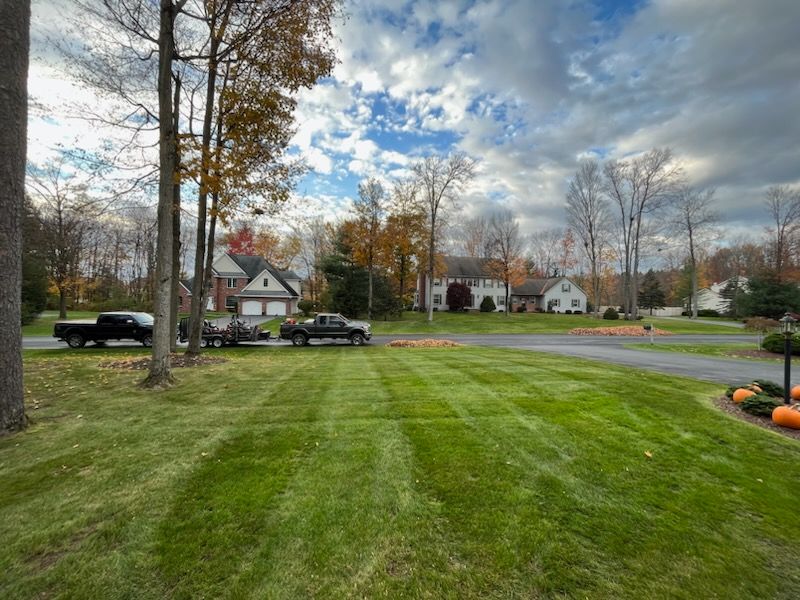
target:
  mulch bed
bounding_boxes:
[385,339,463,348]
[569,326,673,336]
[714,396,800,440]
[98,354,227,370]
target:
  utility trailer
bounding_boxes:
[178,315,273,348]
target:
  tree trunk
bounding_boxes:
[141,0,177,388]
[0,0,30,435]
[427,215,435,322]
[58,287,67,319]
[169,76,182,352]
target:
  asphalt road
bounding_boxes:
[26,332,788,386]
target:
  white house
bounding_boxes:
[687,276,749,313]
[415,256,587,313]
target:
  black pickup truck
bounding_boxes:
[53,312,154,348]
[279,313,371,346]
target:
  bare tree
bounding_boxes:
[141,0,180,388]
[528,228,563,277]
[352,177,386,319]
[566,160,609,318]
[0,0,29,435]
[604,148,682,319]
[671,187,718,318]
[414,152,476,322]
[764,185,800,280]
[486,210,526,315]
[459,215,492,258]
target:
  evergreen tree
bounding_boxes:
[638,269,666,315]
[21,196,49,324]
[738,275,800,319]
[719,276,747,318]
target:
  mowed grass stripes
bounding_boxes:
[2,345,800,599]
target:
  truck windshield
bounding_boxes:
[133,313,154,325]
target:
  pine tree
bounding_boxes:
[638,269,666,315]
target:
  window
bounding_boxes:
[329,317,345,327]
[263,278,269,287]
[318,316,327,325]
[485,279,493,288]
[225,296,238,309]
[464,278,479,287]
[433,294,442,306]
[469,294,475,307]
[562,283,571,292]
[551,298,561,307]
[433,277,441,286]
[227,278,237,288]
[497,296,505,305]
[571,298,580,308]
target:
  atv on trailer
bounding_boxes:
[178,315,272,348]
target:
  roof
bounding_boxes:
[513,278,557,296]
[440,256,491,277]
[227,254,299,297]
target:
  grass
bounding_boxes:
[626,342,792,362]
[3,345,800,598]
[369,310,746,335]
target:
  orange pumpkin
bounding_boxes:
[732,388,756,404]
[772,405,800,429]
[791,385,800,401]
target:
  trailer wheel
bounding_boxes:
[349,332,366,346]
[66,332,86,348]
[212,336,224,348]
[200,338,208,348]
[291,333,307,347]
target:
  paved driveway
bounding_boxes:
[25,331,789,386]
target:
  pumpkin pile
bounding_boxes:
[725,380,800,429]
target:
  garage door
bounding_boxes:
[266,301,286,316]
[241,300,262,316]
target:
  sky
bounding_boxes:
[27,0,800,248]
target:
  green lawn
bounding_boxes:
[626,342,789,362]
[369,310,746,335]
[3,346,800,598]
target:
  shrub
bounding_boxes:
[744,317,779,333]
[740,394,783,417]
[697,309,721,318]
[297,299,319,317]
[573,310,582,315]
[516,305,527,313]
[446,282,471,311]
[603,307,619,320]
[751,379,785,398]
[565,309,572,314]
[761,333,800,355]
[479,296,496,312]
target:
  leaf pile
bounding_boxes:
[385,339,463,348]
[569,326,673,336]
[98,354,227,370]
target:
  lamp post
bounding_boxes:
[780,313,797,405]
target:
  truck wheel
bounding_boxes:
[291,333,307,347]
[212,336,224,348]
[350,332,366,346]
[200,338,208,348]
[66,332,86,349]
[141,334,153,348]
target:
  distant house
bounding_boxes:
[179,253,301,316]
[415,256,587,313]
[687,276,749,313]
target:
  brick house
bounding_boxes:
[415,256,587,313]
[178,253,301,316]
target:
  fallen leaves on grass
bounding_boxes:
[385,339,464,348]
[98,354,227,370]
[569,326,673,336]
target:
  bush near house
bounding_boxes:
[479,296,496,312]
[446,282,472,311]
[603,307,619,320]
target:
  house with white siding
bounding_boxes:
[415,256,587,313]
